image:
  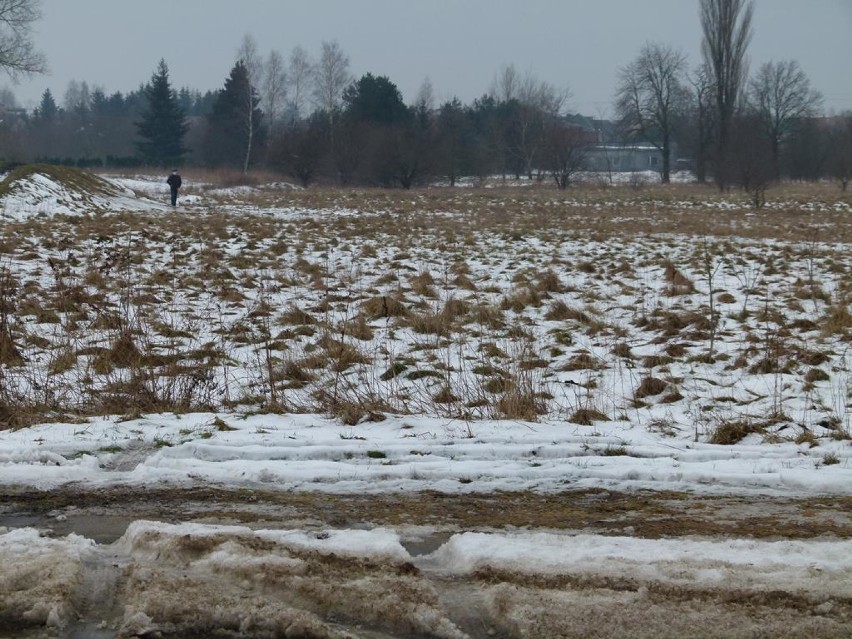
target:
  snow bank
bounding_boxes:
[432,531,852,600]
[3,521,850,637]
[1,413,850,497]
[0,528,93,630]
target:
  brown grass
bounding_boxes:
[708,420,765,445]
[662,260,696,296]
[635,377,668,399]
[361,295,410,320]
[0,179,850,428]
[544,301,590,323]
[821,304,852,336]
[569,408,610,425]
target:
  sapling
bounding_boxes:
[700,239,723,359]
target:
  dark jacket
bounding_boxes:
[167,173,182,189]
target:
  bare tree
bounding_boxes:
[0,83,15,109]
[236,34,263,87]
[286,45,313,124]
[731,113,773,208]
[262,49,287,132]
[413,76,435,113]
[312,40,351,118]
[827,115,852,191]
[700,0,754,189]
[544,121,592,189]
[748,59,822,179]
[0,0,45,78]
[491,64,568,179]
[688,63,716,183]
[615,42,689,183]
[63,79,90,115]
[236,34,263,173]
[490,64,520,103]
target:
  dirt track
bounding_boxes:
[2,486,852,638]
[3,485,852,541]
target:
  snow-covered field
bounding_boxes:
[0,172,850,637]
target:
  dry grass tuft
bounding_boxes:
[108,331,142,369]
[804,368,830,383]
[821,304,852,336]
[361,295,410,320]
[534,269,564,294]
[569,408,610,425]
[635,376,668,399]
[279,306,317,326]
[560,352,602,371]
[432,386,458,404]
[708,420,765,445]
[342,314,374,341]
[501,288,543,312]
[0,329,24,366]
[662,260,696,295]
[612,342,634,359]
[469,304,506,330]
[544,301,589,323]
[497,388,546,420]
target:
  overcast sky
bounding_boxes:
[11,0,852,116]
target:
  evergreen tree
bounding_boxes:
[135,59,188,167]
[32,88,58,123]
[343,73,409,125]
[203,61,264,170]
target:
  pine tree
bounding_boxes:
[203,61,264,171]
[135,59,188,167]
[33,88,58,124]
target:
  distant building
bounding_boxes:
[562,113,673,175]
[583,145,666,173]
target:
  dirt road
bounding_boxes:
[2,486,851,638]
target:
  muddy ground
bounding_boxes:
[2,485,852,542]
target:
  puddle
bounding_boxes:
[49,515,137,544]
[65,624,115,639]
[401,531,453,556]
[1,513,143,544]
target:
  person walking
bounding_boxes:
[166,169,182,206]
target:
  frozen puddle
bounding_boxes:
[2,522,852,638]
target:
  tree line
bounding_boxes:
[615,0,850,196]
[0,0,849,192]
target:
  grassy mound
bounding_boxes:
[0,164,119,200]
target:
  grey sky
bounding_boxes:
[12,0,852,115]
